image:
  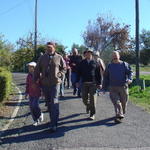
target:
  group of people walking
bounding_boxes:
[25,41,133,133]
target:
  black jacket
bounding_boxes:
[77,59,102,85]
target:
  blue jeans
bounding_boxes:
[29,97,41,121]
[60,77,65,96]
[43,84,60,127]
[71,72,81,95]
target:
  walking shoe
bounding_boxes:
[33,121,38,126]
[89,115,95,120]
[49,126,57,133]
[39,113,44,122]
[73,91,76,95]
[116,114,124,119]
[114,117,122,123]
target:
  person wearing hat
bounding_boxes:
[25,62,43,126]
[93,51,105,95]
[34,42,66,132]
[76,49,102,120]
[93,51,105,74]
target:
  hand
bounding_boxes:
[57,72,62,78]
[97,84,102,89]
[127,79,132,85]
[72,63,76,66]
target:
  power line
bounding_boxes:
[0,0,26,16]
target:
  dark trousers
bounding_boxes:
[82,83,97,115]
[29,96,41,121]
[64,69,71,88]
[43,84,60,127]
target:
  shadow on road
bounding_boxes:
[1,114,118,145]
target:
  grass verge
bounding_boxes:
[129,75,150,112]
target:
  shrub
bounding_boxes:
[0,67,12,102]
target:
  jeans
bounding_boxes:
[60,77,65,96]
[43,84,60,127]
[71,72,81,96]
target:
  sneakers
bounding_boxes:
[39,113,44,122]
[114,118,122,123]
[116,114,124,119]
[33,121,38,126]
[89,115,95,120]
[114,114,124,123]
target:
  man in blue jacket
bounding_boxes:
[102,51,133,123]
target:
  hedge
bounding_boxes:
[0,67,12,102]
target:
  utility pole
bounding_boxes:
[135,0,140,84]
[34,0,38,61]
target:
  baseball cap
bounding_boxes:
[27,62,37,67]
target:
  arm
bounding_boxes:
[58,56,67,78]
[25,75,29,99]
[95,64,102,86]
[102,65,110,91]
[34,56,42,82]
[76,61,82,83]
[124,62,133,84]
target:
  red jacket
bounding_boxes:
[25,73,41,97]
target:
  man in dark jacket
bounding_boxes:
[102,51,133,123]
[76,49,102,120]
[69,48,82,97]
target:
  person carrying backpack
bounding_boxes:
[102,51,133,123]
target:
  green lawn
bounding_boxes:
[129,75,150,112]
[131,65,150,72]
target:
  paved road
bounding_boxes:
[0,73,150,150]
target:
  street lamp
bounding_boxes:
[135,0,140,85]
[34,0,38,61]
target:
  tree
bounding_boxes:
[55,43,67,55]
[140,49,150,65]
[71,43,87,54]
[83,15,131,55]
[12,48,34,72]
[0,34,14,70]
[120,50,136,64]
[140,29,150,49]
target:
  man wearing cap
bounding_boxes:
[76,49,102,120]
[34,42,66,132]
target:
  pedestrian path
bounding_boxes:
[1,73,150,150]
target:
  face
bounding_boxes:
[112,52,120,62]
[28,66,35,73]
[85,52,93,59]
[47,44,55,54]
[72,48,78,55]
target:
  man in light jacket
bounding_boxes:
[34,42,66,132]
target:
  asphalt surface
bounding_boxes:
[0,73,150,150]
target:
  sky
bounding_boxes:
[0,0,150,51]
